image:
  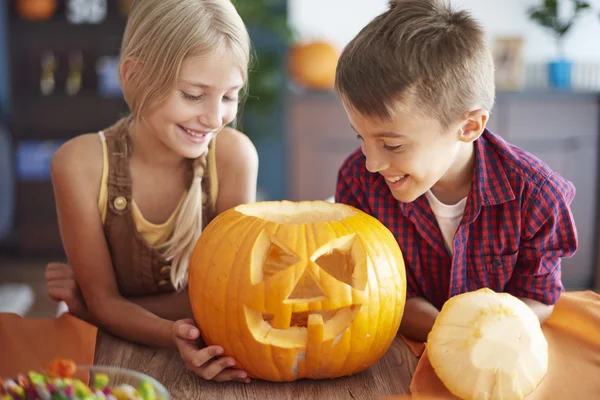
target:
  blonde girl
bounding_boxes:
[45,0,256,383]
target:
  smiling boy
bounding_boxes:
[334,0,578,342]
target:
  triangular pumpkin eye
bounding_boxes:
[250,230,298,285]
[312,234,366,291]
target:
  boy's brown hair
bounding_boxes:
[335,0,495,129]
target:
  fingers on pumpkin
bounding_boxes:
[193,346,225,367]
[212,369,250,383]
[173,318,200,339]
[193,354,250,383]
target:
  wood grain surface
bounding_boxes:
[95,331,418,400]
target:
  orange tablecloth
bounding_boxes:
[0,313,98,377]
[404,291,600,399]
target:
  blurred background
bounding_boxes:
[1,0,599,317]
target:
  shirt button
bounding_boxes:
[113,196,127,211]
[160,265,171,275]
[493,260,502,267]
[158,279,170,288]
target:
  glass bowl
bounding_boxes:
[72,365,170,399]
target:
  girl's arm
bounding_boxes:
[213,127,259,213]
[47,262,193,323]
[130,290,193,321]
[51,134,176,349]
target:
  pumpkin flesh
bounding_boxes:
[427,288,548,400]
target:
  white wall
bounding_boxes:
[288,0,600,63]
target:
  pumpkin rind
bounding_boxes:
[188,200,406,381]
[427,288,548,400]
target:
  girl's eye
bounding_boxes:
[384,144,403,151]
[181,91,204,101]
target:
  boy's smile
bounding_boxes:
[343,101,485,205]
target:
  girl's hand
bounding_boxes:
[172,319,250,383]
[45,262,88,318]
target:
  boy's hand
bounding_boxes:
[399,297,440,342]
[172,319,250,383]
[519,297,554,324]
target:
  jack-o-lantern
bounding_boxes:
[189,201,406,381]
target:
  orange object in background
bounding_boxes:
[288,41,339,90]
[118,0,134,16]
[16,0,57,21]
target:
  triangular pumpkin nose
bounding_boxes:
[287,272,328,301]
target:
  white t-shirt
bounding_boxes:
[425,190,467,256]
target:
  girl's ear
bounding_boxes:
[120,57,141,89]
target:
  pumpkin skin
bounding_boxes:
[427,288,548,400]
[288,41,338,90]
[16,0,57,21]
[188,200,406,381]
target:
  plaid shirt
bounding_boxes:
[335,129,578,310]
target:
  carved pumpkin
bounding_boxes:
[189,201,406,381]
[288,41,339,90]
[16,0,57,21]
[427,288,548,400]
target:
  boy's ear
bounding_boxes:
[458,108,488,143]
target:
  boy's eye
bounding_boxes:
[181,91,204,101]
[384,144,403,151]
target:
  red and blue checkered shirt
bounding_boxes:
[336,129,578,310]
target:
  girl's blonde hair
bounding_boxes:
[119,0,251,290]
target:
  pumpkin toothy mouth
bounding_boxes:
[244,305,362,348]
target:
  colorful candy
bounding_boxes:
[0,359,165,400]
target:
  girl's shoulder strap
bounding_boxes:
[207,137,219,208]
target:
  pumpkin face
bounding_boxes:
[189,201,406,381]
[427,288,548,400]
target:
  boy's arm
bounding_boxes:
[505,172,577,324]
[399,297,439,342]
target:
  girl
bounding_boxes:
[45,0,256,383]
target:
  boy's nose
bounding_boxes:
[364,149,390,173]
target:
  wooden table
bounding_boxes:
[94,331,419,399]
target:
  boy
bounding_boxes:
[334,0,578,342]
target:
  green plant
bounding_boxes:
[528,0,591,57]
[233,0,294,139]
